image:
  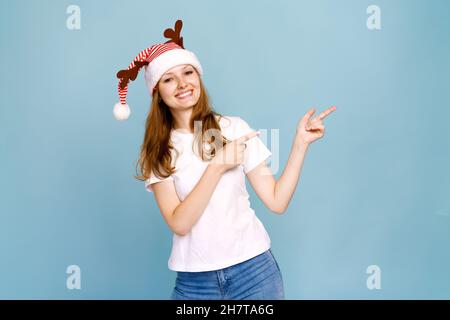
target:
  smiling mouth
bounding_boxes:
[176,90,193,99]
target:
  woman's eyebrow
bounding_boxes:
[163,66,191,76]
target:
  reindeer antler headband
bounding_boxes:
[113,19,203,121]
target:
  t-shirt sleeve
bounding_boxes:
[145,170,174,193]
[235,117,272,174]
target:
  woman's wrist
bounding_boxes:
[294,133,310,151]
[207,163,226,176]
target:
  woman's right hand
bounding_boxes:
[210,131,260,174]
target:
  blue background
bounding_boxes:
[1,0,449,299]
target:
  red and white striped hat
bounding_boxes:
[113,19,203,120]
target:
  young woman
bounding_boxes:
[114,20,336,300]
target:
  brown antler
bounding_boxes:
[163,19,184,48]
[116,19,185,89]
[116,60,149,90]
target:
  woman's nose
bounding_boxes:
[178,77,188,88]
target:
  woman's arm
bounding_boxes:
[246,137,309,214]
[246,106,336,214]
[152,131,260,236]
[152,164,225,236]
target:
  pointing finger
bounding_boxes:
[300,108,316,127]
[237,130,260,143]
[317,106,337,120]
[304,107,316,121]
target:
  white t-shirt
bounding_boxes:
[145,115,272,272]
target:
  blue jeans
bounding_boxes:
[170,249,285,300]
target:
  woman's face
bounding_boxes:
[157,64,201,109]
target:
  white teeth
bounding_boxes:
[177,90,192,98]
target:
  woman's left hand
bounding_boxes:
[296,106,337,145]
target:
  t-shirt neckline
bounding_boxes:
[172,129,194,136]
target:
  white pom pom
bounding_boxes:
[113,103,131,121]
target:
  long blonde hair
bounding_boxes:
[134,76,230,182]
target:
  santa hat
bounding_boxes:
[113,19,203,120]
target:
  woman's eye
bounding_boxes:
[163,71,192,83]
